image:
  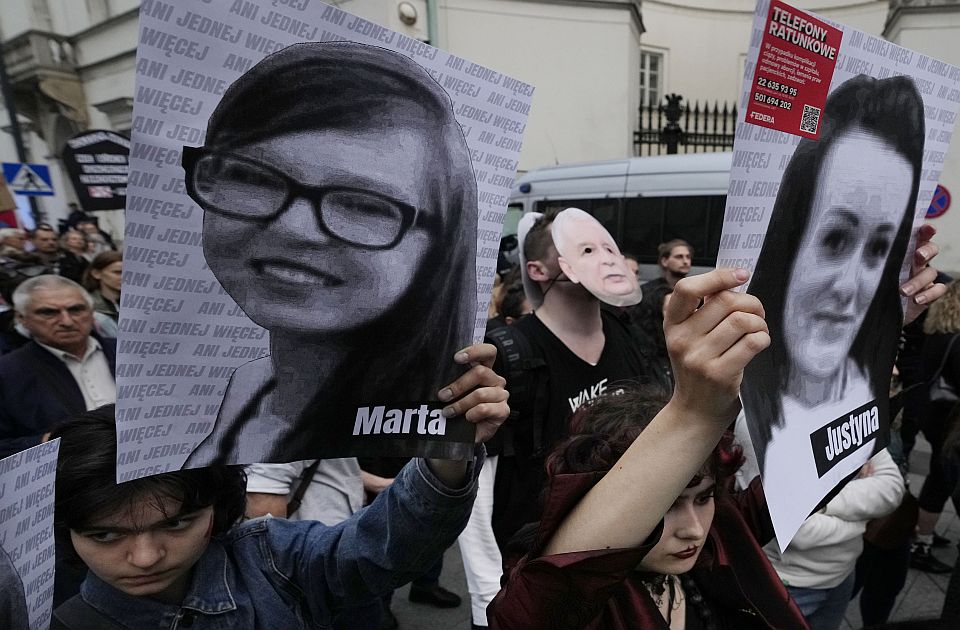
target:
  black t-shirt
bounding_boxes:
[512,309,649,452]
[489,309,652,548]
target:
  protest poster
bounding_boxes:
[719,0,960,547]
[61,130,130,212]
[0,440,59,630]
[116,0,533,479]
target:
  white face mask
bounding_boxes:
[551,208,642,307]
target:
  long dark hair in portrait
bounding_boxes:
[741,75,924,470]
[183,41,477,463]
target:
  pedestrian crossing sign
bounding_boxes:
[2,162,54,196]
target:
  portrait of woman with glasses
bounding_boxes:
[181,41,478,466]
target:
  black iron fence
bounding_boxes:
[634,94,737,156]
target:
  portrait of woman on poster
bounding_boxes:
[181,41,478,466]
[741,74,925,473]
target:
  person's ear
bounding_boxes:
[527,260,551,282]
[90,268,102,282]
[659,257,668,270]
[558,256,580,284]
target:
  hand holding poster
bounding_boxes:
[0,440,59,630]
[118,1,532,478]
[721,0,960,547]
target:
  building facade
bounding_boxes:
[0,0,643,232]
[2,0,960,271]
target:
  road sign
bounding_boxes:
[2,163,54,196]
[927,185,951,219]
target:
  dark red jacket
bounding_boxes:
[488,471,808,629]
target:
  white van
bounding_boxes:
[507,152,732,279]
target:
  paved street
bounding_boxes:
[842,435,958,628]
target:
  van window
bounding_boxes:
[503,204,524,237]
[534,199,622,238]
[531,196,724,267]
[621,195,725,265]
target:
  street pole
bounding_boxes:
[0,38,41,225]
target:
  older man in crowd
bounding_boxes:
[0,275,116,458]
[0,228,27,257]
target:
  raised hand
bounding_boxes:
[664,268,770,426]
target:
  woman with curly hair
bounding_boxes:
[912,280,960,572]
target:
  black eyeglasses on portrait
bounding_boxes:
[182,146,437,250]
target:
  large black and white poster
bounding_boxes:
[117,0,532,478]
[720,0,960,547]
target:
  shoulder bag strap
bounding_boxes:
[929,333,960,388]
[286,459,322,517]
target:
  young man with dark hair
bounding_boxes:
[632,239,695,384]
[654,239,693,288]
[50,343,508,629]
[29,225,60,269]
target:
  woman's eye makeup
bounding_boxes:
[694,493,715,506]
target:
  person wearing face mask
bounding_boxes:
[490,269,808,629]
[180,41,479,467]
[459,208,651,629]
[489,261,943,629]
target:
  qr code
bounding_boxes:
[800,104,821,134]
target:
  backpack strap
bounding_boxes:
[485,325,549,456]
[286,459,322,517]
[52,595,127,630]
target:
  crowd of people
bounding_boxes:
[1,198,959,630]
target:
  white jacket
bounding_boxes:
[734,414,905,589]
[763,448,904,588]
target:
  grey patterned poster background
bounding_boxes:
[0,440,59,630]
[117,0,532,479]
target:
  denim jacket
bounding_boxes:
[53,451,483,629]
